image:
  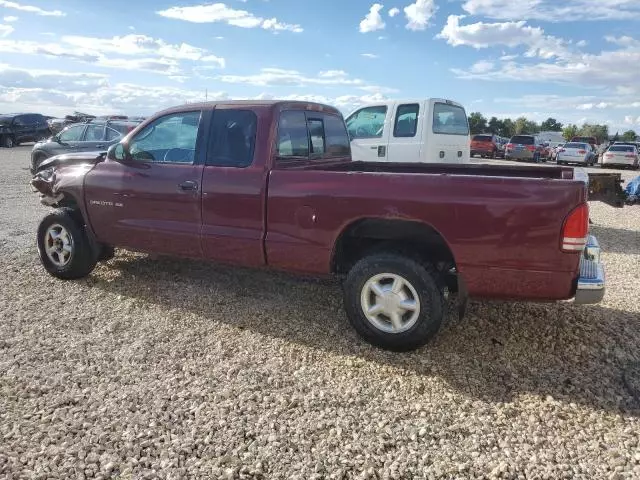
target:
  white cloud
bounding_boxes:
[0,0,64,17]
[0,24,13,37]
[0,34,225,74]
[216,67,366,87]
[437,15,571,59]
[361,53,379,59]
[388,7,400,17]
[3,15,18,22]
[61,34,225,67]
[462,0,640,22]
[404,0,437,31]
[624,115,640,125]
[469,60,494,73]
[449,35,640,96]
[359,3,385,33]
[157,3,303,33]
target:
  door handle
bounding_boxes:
[179,180,198,191]
[370,146,378,150]
[96,144,105,148]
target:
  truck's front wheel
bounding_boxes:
[343,253,445,351]
[37,209,97,280]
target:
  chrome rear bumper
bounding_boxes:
[574,235,605,304]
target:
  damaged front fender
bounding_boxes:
[30,163,94,208]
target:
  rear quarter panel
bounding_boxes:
[266,169,586,301]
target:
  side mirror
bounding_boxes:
[54,135,63,144]
[107,143,130,162]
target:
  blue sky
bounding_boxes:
[1,0,639,132]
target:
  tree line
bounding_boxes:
[467,112,638,143]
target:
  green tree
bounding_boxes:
[514,117,539,134]
[501,118,515,138]
[579,123,609,143]
[621,130,637,141]
[468,112,488,135]
[563,124,579,141]
[488,116,502,134]
[540,117,563,131]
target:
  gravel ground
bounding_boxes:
[1,146,639,479]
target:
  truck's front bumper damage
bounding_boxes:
[573,235,606,304]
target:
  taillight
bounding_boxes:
[526,145,536,151]
[604,153,613,157]
[624,154,636,158]
[558,148,565,152]
[506,143,513,149]
[561,204,589,252]
[577,150,586,154]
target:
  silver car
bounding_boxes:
[556,142,597,166]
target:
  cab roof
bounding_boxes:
[157,100,342,117]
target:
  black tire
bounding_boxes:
[343,253,445,351]
[491,149,497,159]
[98,245,115,262]
[37,208,97,280]
[2,135,15,148]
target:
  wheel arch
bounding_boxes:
[331,217,457,275]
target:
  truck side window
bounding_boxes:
[393,104,419,138]
[277,111,309,158]
[432,103,469,136]
[307,118,326,156]
[323,114,350,156]
[207,109,257,168]
[129,111,201,164]
[345,106,387,139]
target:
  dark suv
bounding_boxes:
[31,119,141,172]
[0,113,51,148]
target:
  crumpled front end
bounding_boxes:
[30,163,94,208]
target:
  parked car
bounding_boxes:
[31,119,141,173]
[470,134,500,159]
[0,113,51,148]
[31,100,606,351]
[549,142,565,161]
[345,99,470,164]
[504,135,545,162]
[571,136,599,148]
[556,142,597,166]
[602,144,639,169]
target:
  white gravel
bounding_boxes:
[1,147,639,479]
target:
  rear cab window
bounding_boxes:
[432,102,469,135]
[276,110,349,163]
[608,146,635,153]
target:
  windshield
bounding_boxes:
[510,135,535,145]
[609,146,635,152]
[472,135,492,141]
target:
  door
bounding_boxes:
[81,124,108,152]
[11,115,31,143]
[200,107,265,267]
[84,110,204,257]
[345,104,391,162]
[429,100,470,163]
[52,124,86,155]
[386,103,423,163]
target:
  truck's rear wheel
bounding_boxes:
[37,209,97,280]
[343,253,444,351]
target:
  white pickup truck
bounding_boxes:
[345,99,470,164]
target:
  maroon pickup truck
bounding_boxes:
[31,100,605,351]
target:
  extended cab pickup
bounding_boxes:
[31,101,606,351]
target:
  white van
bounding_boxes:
[345,99,470,163]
